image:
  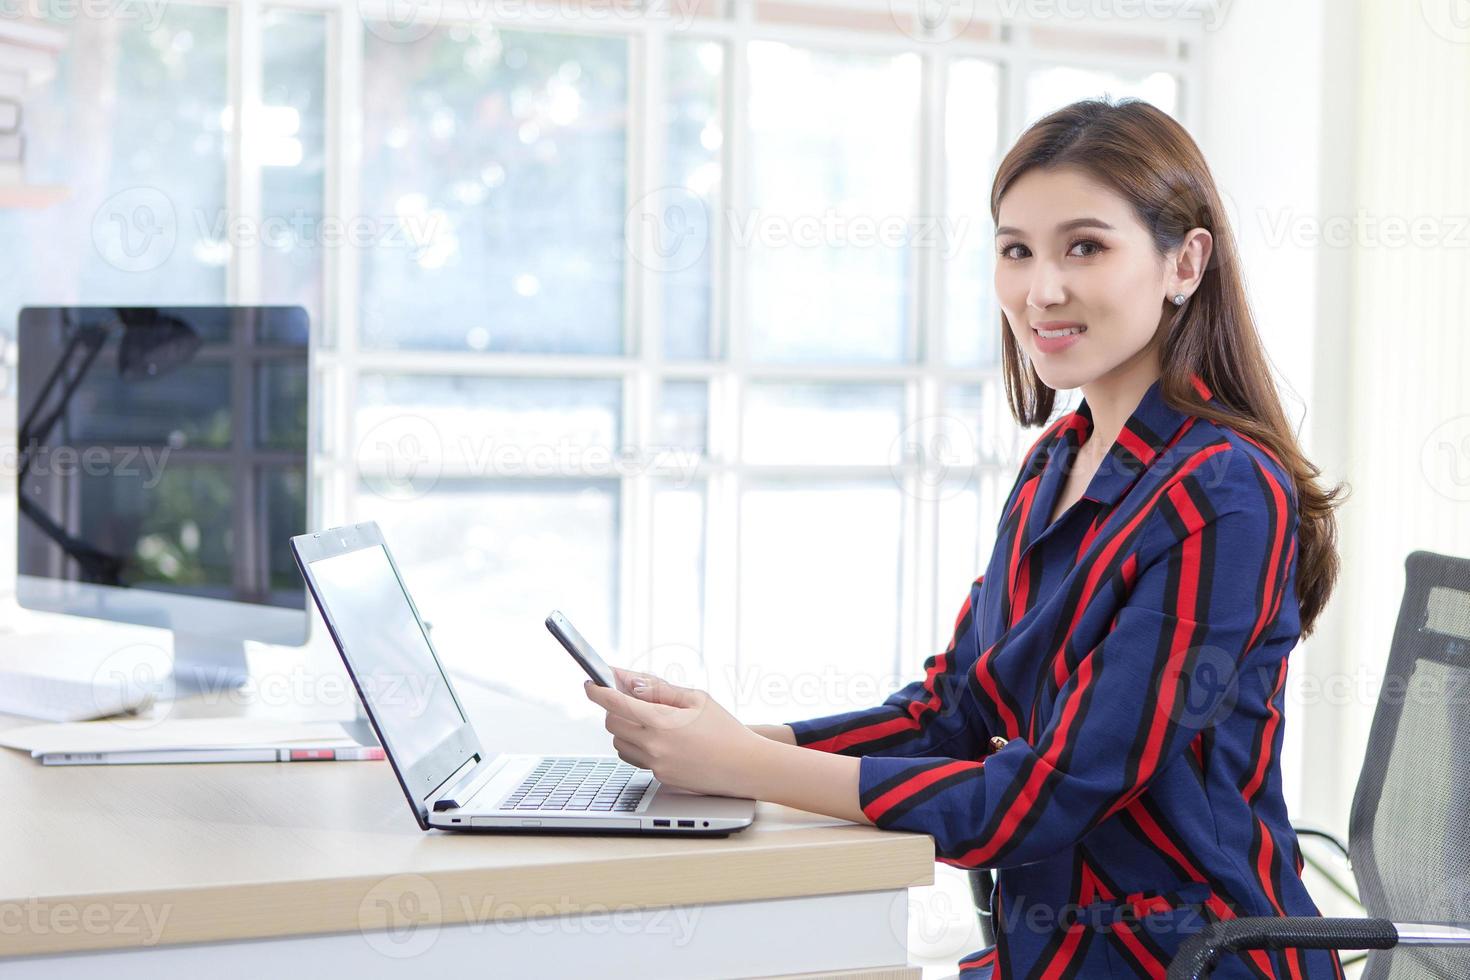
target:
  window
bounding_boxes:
[0,1,1194,722]
[359,28,629,355]
[744,42,921,364]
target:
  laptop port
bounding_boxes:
[677,819,695,827]
[652,819,670,827]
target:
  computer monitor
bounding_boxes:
[15,306,312,692]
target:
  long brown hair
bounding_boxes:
[990,98,1347,638]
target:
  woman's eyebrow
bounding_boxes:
[994,217,1116,237]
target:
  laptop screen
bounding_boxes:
[308,544,465,767]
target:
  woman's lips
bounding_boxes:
[1032,323,1086,354]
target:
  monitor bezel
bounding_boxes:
[14,304,313,648]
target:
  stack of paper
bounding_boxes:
[0,717,384,766]
[0,19,66,185]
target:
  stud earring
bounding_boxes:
[1172,293,1187,306]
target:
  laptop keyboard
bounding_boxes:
[501,758,654,812]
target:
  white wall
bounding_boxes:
[1339,0,1470,860]
[1199,0,1359,852]
[1203,0,1470,924]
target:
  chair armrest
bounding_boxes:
[1167,916,1398,980]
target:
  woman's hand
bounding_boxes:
[583,667,766,798]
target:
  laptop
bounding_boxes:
[289,521,756,836]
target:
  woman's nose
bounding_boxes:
[1026,271,1068,311]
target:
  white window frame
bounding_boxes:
[211,0,1203,705]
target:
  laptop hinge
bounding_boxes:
[429,755,494,812]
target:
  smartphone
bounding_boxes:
[545,610,618,688]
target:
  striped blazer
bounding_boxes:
[787,373,1343,979]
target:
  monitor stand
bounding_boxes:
[168,633,250,695]
[160,635,381,749]
[340,701,381,747]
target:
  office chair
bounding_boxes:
[969,866,996,948]
[1168,550,1470,979]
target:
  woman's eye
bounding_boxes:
[997,239,1104,261]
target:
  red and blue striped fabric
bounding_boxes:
[787,373,1344,979]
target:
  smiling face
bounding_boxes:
[994,165,1176,392]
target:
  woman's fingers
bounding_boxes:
[605,712,646,740]
[613,666,656,694]
[585,680,675,727]
[627,674,701,709]
[610,736,651,770]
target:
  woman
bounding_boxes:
[585,98,1348,978]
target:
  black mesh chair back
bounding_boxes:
[1349,549,1470,978]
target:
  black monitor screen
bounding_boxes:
[16,306,309,611]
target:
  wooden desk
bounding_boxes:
[0,652,935,979]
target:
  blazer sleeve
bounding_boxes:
[855,450,1298,870]
[784,575,989,761]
